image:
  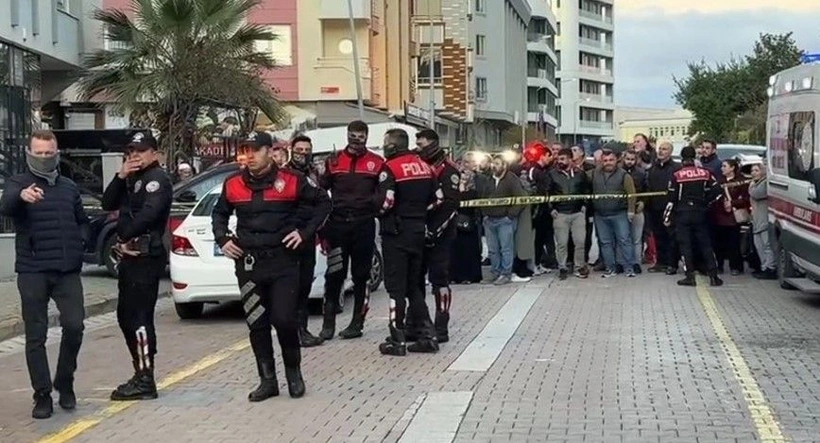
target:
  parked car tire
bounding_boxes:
[368,249,383,293]
[103,234,120,278]
[175,302,204,319]
[777,240,798,290]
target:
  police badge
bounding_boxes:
[367,161,376,171]
[134,180,143,193]
[379,171,388,182]
[274,178,285,193]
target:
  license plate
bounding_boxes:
[213,243,223,256]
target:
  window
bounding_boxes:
[475,77,488,101]
[417,47,442,84]
[191,193,221,217]
[475,0,485,13]
[475,35,486,56]
[787,111,816,182]
[176,168,238,204]
[255,25,293,66]
[414,0,442,15]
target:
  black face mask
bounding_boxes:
[347,134,367,155]
[383,143,399,159]
[419,141,442,163]
[291,151,311,167]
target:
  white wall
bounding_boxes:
[0,235,16,280]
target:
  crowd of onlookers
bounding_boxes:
[446,135,776,285]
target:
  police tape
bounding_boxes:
[459,178,754,208]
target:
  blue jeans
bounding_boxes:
[594,213,635,270]
[484,216,516,278]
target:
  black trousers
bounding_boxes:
[117,256,164,367]
[534,209,557,268]
[236,254,300,366]
[322,218,375,320]
[648,209,680,268]
[417,225,455,336]
[712,224,743,272]
[383,227,428,331]
[675,211,718,274]
[297,245,316,329]
[18,272,85,393]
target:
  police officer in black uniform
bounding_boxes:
[663,145,723,287]
[101,132,172,401]
[287,135,326,348]
[376,129,442,356]
[212,132,330,401]
[318,120,384,340]
[414,129,459,346]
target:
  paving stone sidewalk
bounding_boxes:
[0,267,170,342]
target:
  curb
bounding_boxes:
[0,291,171,343]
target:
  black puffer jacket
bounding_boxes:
[0,172,89,273]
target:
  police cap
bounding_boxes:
[126,131,158,152]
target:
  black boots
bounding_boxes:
[379,324,407,356]
[338,313,364,339]
[32,391,53,419]
[677,272,724,287]
[434,310,450,344]
[111,360,157,401]
[281,348,305,398]
[53,379,76,410]
[248,359,279,402]
[319,299,336,341]
[298,309,324,348]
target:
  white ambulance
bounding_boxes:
[766,53,820,293]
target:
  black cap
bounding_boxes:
[239,131,274,150]
[126,131,158,151]
[681,145,697,160]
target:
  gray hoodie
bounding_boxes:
[748,178,768,234]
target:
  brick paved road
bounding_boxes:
[0,272,818,443]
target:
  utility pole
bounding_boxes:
[347,0,365,121]
[427,0,435,129]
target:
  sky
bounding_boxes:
[614,0,820,109]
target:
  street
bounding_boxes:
[0,272,818,443]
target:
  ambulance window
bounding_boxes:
[787,111,815,182]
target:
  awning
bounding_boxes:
[314,102,396,127]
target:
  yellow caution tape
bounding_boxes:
[460,178,754,208]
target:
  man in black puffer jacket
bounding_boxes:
[0,130,89,420]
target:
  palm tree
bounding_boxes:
[78,0,285,160]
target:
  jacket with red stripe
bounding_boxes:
[663,164,721,221]
[376,151,442,234]
[319,148,385,222]
[426,159,461,239]
[211,166,331,251]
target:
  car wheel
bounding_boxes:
[368,250,383,293]
[103,234,120,278]
[175,302,204,320]
[777,240,797,290]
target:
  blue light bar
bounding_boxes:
[801,53,820,64]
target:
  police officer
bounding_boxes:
[287,135,325,348]
[377,129,442,356]
[212,132,330,401]
[318,120,384,340]
[663,145,723,287]
[101,132,172,401]
[414,129,459,346]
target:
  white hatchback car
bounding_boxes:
[169,185,384,319]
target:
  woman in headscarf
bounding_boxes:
[449,167,483,284]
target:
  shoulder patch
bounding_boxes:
[450,173,460,185]
[145,180,160,193]
[134,180,143,193]
[379,171,388,182]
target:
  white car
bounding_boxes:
[169,185,384,319]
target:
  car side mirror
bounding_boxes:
[176,190,197,203]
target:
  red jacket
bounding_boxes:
[709,176,749,226]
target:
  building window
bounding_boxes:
[255,25,293,66]
[475,77,488,101]
[414,0,442,15]
[475,35,486,56]
[475,0,485,13]
[417,47,442,84]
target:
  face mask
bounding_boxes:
[383,143,399,159]
[347,134,367,155]
[291,152,311,167]
[26,149,60,185]
[419,141,442,162]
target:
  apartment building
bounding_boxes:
[554,0,615,147]
[1,0,101,176]
[526,0,560,140]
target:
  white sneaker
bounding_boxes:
[511,275,532,283]
[532,266,546,276]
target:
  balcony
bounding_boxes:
[52,10,80,66]
[579,37,613,55]
[579,120,613,130]
[311,57,372,100]
[580,92,614,104]
[579,10,614,29]
[320,0,371,20]
[527,32,555,55]
[579,64,613,77]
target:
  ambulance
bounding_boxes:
[766,53,820,293]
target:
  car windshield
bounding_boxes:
[191,192,222,217]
